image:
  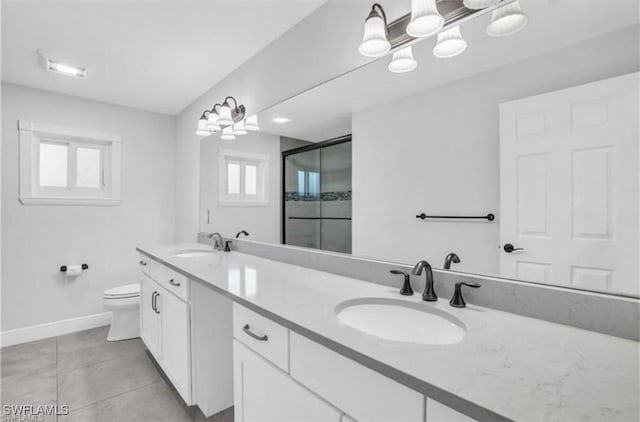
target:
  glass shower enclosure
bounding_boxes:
[282,137,352,254]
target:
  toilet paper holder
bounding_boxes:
[60,264,89,272]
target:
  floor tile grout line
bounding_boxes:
[65,379,166,414]
[56,345,148,375]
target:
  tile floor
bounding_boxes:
[1,326,233,422]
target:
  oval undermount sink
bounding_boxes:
[172,249,214,258]
[336,298,467,345]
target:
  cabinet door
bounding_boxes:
[426,398,477,422]
[159,289,192,404]
[234,340,341,422]
[140,275,161,357]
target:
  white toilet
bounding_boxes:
[103,283,140,341]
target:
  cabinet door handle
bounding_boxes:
[168,279,181,287]
[139,260,147,266]
[152,291,160,314]
[243,324,268,342]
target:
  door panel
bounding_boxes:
[140,275,161,357]
[500,73,639,295]
[160,290,191,403]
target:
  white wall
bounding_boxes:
[173,1,398,242]
[1,83,175,332]
[199,132,281,243]
[352,27,640,273]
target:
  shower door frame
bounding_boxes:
[281,134,352,247]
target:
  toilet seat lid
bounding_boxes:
[104,283,140,299]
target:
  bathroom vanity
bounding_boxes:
[136,244,639,422]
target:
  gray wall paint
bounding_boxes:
[2,83,175,331]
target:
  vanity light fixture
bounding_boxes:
[463,0,500,10]
[220,126,236,141]
[486,0,528,37]
[195,96,255,138]
[244,115,260,131]
[406,0,444,38]
[358,3,391,57]
[388,46,418,73]
[432,26,467,58]
[233,120,248,136]
[272,117,292,124]
[358,0,527,74]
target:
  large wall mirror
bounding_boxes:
[200,0,639,297]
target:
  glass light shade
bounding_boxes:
[195,118,210,136]
[218,103,234,126]
[388,46,417,73]
[433,26,467,58]
[233,121,248,135]
[463,0,500,10]
[406,0,444,38]
[245,114,260,131]
[358,13,390,57]
[220,126,236,141]
[206,111,221,132]
[486,0,528,37]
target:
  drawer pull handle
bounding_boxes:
[169,279,181,287]
[243,324,268,342]
[139,260,147,266]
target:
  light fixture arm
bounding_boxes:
[224,96,240,111]
[369,3,389,33]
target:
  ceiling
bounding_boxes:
[1,0,325,115]
[259,0,640,142]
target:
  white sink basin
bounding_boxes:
[336,298,466,345]
[172,249,214,258]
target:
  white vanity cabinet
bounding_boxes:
[139,260,192,404]
[138,255,234,417]
[232,303,478,422]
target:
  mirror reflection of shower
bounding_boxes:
[283,137,352,254]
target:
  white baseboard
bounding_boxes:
[1,312,112,347]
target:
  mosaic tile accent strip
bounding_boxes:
[285,191,352,202]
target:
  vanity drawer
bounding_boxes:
[138,254,152,277]
[148,259,189,302]
[290,332,425,422]
[233,304,289,372]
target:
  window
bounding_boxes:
[297,170,320,198]
[19,120,122,205]
[219,149,269,206]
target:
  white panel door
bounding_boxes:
[159,289,192,404]
[233,340,342,422]
[140,275,161,357]
[500,73,639,294]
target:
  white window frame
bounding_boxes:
[218,148,269,207]
[19,120,122,205]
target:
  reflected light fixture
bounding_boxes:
[433,26,467,58]
[388,46,417,73]
[463,0,500,10]
[196,113,211,137]
[406,0,444,38]
[195,96,254,138]
[221,126,236,141]
[272,117,292,124]
[358,3,390,57]
[486,0,528,37]
[233,120,248,136]
[245,115,260,131]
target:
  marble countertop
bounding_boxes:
[138,243,639,422]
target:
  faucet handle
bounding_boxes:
[390,270,413,296]
[449,281,480,308]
